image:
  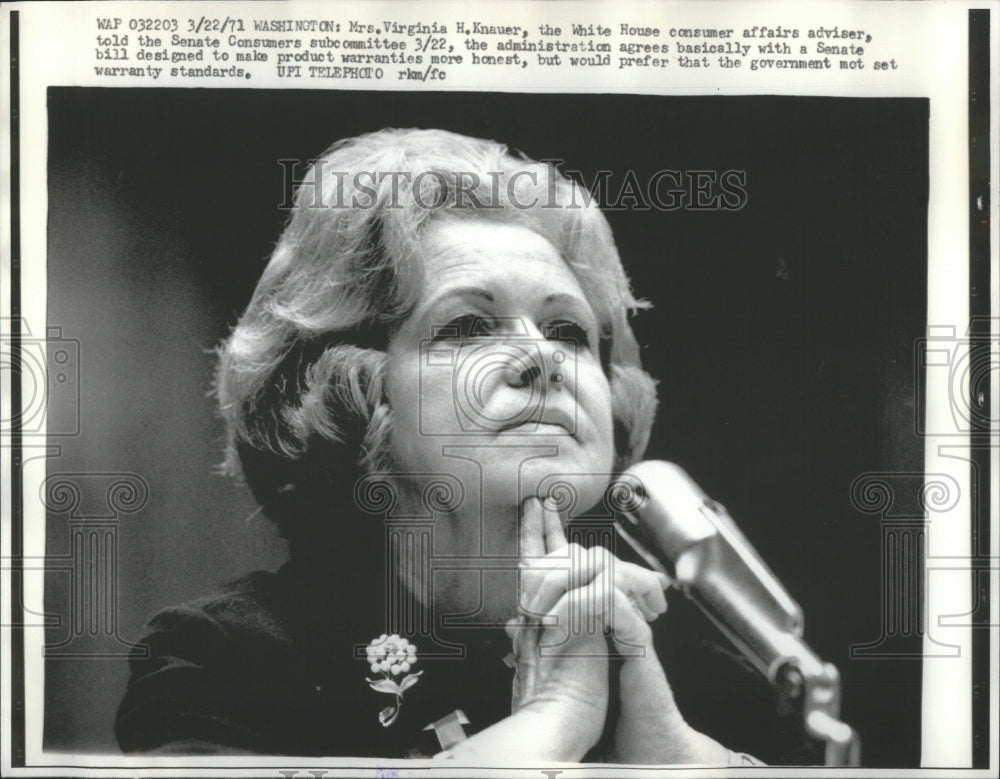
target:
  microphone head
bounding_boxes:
[619,460,718,562]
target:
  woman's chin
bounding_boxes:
[507,454,614,515]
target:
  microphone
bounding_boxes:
[611,460,860,766]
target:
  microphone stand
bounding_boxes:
[614,465,861,766]
[776,659,861,766]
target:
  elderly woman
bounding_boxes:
[115,129,780,762]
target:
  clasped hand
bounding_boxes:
[441,496,729,763]
[511,495,716,763]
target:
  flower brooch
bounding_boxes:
[364,634,423,727]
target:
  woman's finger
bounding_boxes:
[541,497,569,553]
[538,572,654,649]
[526,547,670,623]
[590,559,668,624]
[517,497,548,611]
[607,585,656,649]
[520,497,546,559]
[521,542,590,620]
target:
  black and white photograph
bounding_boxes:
[37,88,927,765]
[2,2,996,776]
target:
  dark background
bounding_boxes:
[44,88,927,765]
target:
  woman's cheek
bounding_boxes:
[583,364,615,458]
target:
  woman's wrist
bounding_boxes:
[610,720,730,766]
[611,643,731,764]
[441,704,601,762]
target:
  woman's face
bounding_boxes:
[385,218,615,560]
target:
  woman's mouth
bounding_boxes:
[502,421,571,435]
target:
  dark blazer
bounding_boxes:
[116,561,818,762]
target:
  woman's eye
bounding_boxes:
[432,314,492,341]
[545,320,592,348]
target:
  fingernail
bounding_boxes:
[657,573,671,589]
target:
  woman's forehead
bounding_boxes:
[415,219,586,297]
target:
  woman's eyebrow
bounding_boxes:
[543,292,589,308]
[418,286,494,316]
[413,286,495,329]
[543,292,599,325]
[414,288,596,332]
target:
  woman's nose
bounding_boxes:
[505,347,566,391]
[495,318,572,391]
[509,362,541,389]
